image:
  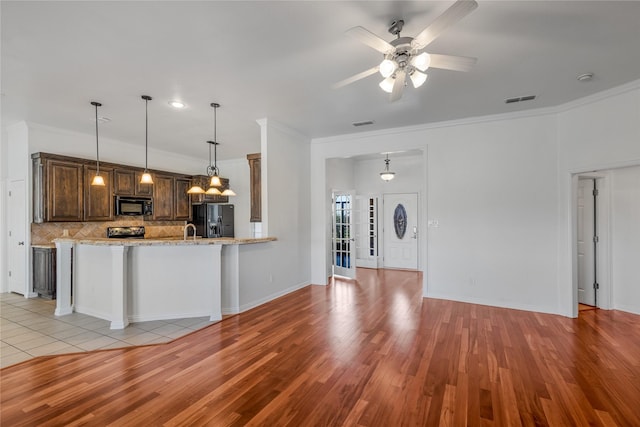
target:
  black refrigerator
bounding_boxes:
[191,204,234,238]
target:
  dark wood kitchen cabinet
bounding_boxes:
[83,165,114,221]
[114,168,135,195]
[32,154,84,223]
[174,177,192,220]
[114,168,153,196]
[33,246,56,299]
[153,173,174,220]
[247,153,261,222]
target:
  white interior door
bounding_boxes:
[8,180,28,295]
[577,179,596,306]
[332,191,356,279]
[383,193,418,270]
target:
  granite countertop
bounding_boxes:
[31,243,56,249]
[52,236,277,246]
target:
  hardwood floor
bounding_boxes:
[1,268,639,426]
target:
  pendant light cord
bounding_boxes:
[95,103,100,175]
[145,97,149,171]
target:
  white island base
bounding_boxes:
[54,237,275,329]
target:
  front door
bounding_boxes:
[8,180,27,295]
[383,193,418,270]
[332,191,356,279]
[577,179,596,306]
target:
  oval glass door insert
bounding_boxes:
[394,204,407,239]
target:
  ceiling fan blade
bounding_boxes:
[389,70,406,102]
[412,0,478,50]
[346,26,395,54]
[332,66,380,89]
[428,54,477,72]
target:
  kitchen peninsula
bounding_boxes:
[54,236,276,329]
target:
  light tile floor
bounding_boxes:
[0,292,218,368]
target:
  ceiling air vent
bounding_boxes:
[505,95,536,104]
[353,120,374,127]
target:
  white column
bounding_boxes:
[54,241,74,316]
[210,245,223,322]
[110,245,129,329]
[221,245,240,314]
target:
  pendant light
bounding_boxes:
[140,95,154,184]
[90,101,105,186]
[380,153,395,181]
[206,103,235,196]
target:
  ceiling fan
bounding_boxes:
[334,0,478,102]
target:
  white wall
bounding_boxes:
[312,80,640,317]
[234,119,311,307]
[611,166,640,314]
[556,82,640,316]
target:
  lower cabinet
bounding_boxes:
[33,247,56,299]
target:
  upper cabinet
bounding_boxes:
[152,173,174,220]
[247,153,261,222]
[174,177,192,220]
[114,168,153,196]
[83,165,114,221]
[33,154,84,223]
[32,152,229,223]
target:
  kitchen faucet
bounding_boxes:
[184,223,197,241]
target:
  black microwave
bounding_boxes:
[115,196,153,216]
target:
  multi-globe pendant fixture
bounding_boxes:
[380,153,395,181]
[187,103,236,196]
[140,95,154,185]
[90,101,105,186]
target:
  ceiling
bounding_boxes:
[2,1,640,161]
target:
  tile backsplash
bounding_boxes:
[31,218,186,244]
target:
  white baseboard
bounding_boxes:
[425,291,561,316]
[237,281,310,314]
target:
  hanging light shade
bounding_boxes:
[140,95,154,184]
[380,154,395,181]
[90,101,105,186]
[186,103,237,196]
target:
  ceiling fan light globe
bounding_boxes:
[379,59,397,78]
[410,70,428,88]
[379,76,394,93]
[411,52,431,72]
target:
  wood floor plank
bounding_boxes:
[2,268,640,426]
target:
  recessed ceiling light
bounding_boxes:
[577,73,594,82]
[169,100,185,109]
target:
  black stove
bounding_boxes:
[107,226,145,239]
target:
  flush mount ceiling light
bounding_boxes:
[187,103,236,196]
[380,153,396,181]
[334,0,478,102]
[140,95,154,184]
[168,100,185,109]
[90,101,105,186]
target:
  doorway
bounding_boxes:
[7,179,28,295]
[332,191,356,279]
[577,178,597,307]
[383,193,418,270]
